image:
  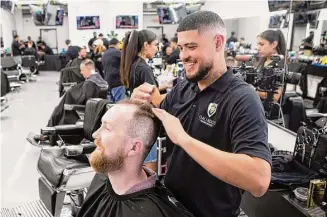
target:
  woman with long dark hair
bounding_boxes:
[120,29,159,92]
[256,29,286,102]
[120,29,160,171]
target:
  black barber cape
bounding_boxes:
[77,174,195,217]
[48,73,108,127]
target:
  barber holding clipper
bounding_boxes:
[131,11,272,217]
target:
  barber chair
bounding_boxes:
[26,98,112,217]
[59,66,84,97]
[1,56,22,81]
[21,55,38,81]
[60,87,108,126]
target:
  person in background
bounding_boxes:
[92,44,106,78]
[37,36,46,50]
[166,37,180,65]
[65,39,80,61]
[227,31,238,44]
[26,36,37,50]
[11,35,25,57]
[162,33,169,44]
[302,31,314,50]
[120,29,165,171]
[239,37,245,47]
[102,38,125,103]
[225,50,238,68]
[40,43,54,55]
[69,47,87,68]
[256,29,286,103]
[98,33,110,49]
[88,32,97,52]
[24,41,37,57]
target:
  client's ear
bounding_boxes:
[127,138,144,157]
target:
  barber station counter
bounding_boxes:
[241,121,326,217]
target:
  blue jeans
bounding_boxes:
[108,86,126,103]
[144,143,157,163]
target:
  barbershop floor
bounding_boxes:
[1,71,60,209]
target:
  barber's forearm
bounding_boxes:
[179,135,271,197]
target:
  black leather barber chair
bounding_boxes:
[21,55,38,79]
[58,66,85,97]
[283,84,327,132]
[60,87,108,127]
[27,98,113,217]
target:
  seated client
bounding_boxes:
[47,59,108,126]
[77,100,194,217]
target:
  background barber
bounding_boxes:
[131,11,271,217]
[102,38,125,102]
[256,29,286,102]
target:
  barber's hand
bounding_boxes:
[152,108,189,146]
[131,83,156,104]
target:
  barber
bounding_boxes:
[131,11,271,217]
[11,35,25,57]
[256,29,286,102]
[102,38,125,102]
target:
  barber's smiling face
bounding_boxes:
[90,105,133,173]
[177,30,218,83]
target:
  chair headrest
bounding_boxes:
[83,98,110,140]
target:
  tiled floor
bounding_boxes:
[1,71,61,209]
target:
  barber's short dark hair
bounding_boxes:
[109,38,119,45]
[14,35,19,39]
[98,33,104,37]
[65,39,71,45]
[177,11,225,34]
[231,31,235,35]
[171,37,178,43]
[27,36,31,40]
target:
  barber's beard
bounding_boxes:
[89,142,125,174]
[185,59,213,83]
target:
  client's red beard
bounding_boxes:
[89,140,125,174]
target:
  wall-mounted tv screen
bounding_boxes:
[0,0,14,14]
[77,16,100,30]
[116,15,138,29]
[268,0,308,12]
[157,7,172,24]
[157,3,187,24]
[268,0,291,12]
[269,15,283,28]
[293,12,308,26]
[308,0,326,10]
[56,9,64,26]
[308,10,320,28]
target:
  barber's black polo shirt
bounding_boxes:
[11,41,22,56]
[129,58,158,93]
[160,68,271,217]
